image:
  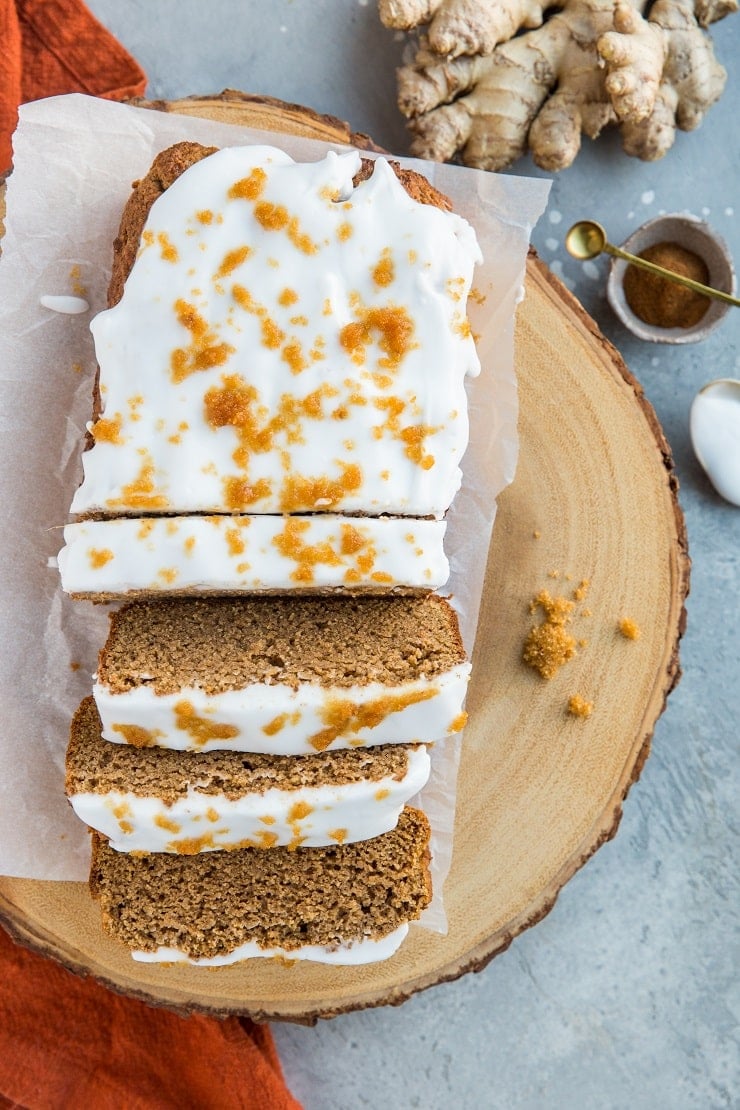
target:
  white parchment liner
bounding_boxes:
[0,96,549,934]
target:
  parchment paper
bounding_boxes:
[0,95,549,933]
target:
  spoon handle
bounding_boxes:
[603,243,740,307]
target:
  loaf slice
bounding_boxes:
[67,696,430,851]
[89,806,432,965]
[58,513,449,600]
[93,594,470,754]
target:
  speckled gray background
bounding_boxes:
[84,4,740,1106]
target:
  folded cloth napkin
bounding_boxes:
[0,0,147,173]
[0,925,302,1108]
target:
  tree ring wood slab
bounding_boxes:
[0,94,689,1024]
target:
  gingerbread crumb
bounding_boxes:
[619,617,641,641]
[529,589,574,625]
[567,694,593,718]
[69,263,87,297]
[523,590,577,679]
[523,624,577,679]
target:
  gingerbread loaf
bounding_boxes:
[59,140,482,966]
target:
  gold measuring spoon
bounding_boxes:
[565,220,740,308]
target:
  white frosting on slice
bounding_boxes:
[131,923,409,966]
[69,744,430,852]
[58,514,448,595]
[71,146,481,519]
[93,664,470,754]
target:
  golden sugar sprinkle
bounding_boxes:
[619,617,641,641]
[157,232,179,263]
[567,694,593,719]
[88,548,114,569]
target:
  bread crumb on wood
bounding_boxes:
[523,589,577,679]
[529,589,574,625]
[523,624,577,679]
[567,694,593,718]
[618,617,641,640]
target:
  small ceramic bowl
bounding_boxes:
[606,214,735,344]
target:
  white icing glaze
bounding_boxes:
[69,744,430,851]
[58,513,448,595]
[131,923,409,965]
[71,146,481,519]
[93,664,471,754]
[40,293,89,314]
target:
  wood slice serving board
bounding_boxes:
[0,94,689,1023]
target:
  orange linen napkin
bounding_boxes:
[0,926,303,1108]
[0,0,147,173]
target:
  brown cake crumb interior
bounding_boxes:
[67,697,422,803]
[90,806,432,957]
[98,594,465,695]
[108,142,218,309]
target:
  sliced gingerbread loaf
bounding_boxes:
[58,514,449,601]
[67,696,430,852]
[89,806,432,965]
[93,593,470,754]
[57,142,483,969]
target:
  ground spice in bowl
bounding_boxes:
[607,215,733,344]
[623,241,711,328]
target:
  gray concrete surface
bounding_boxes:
[86,4,739,1106]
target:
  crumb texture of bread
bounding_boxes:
[67,696,420,802]
[108,142,217,308]
[89,807,432,958]
[98,594,466,695]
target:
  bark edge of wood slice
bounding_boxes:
[0,93,689,1025]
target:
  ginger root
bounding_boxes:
[380,0,736,171]
[378,0,556,56]
[599,0,732,160]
